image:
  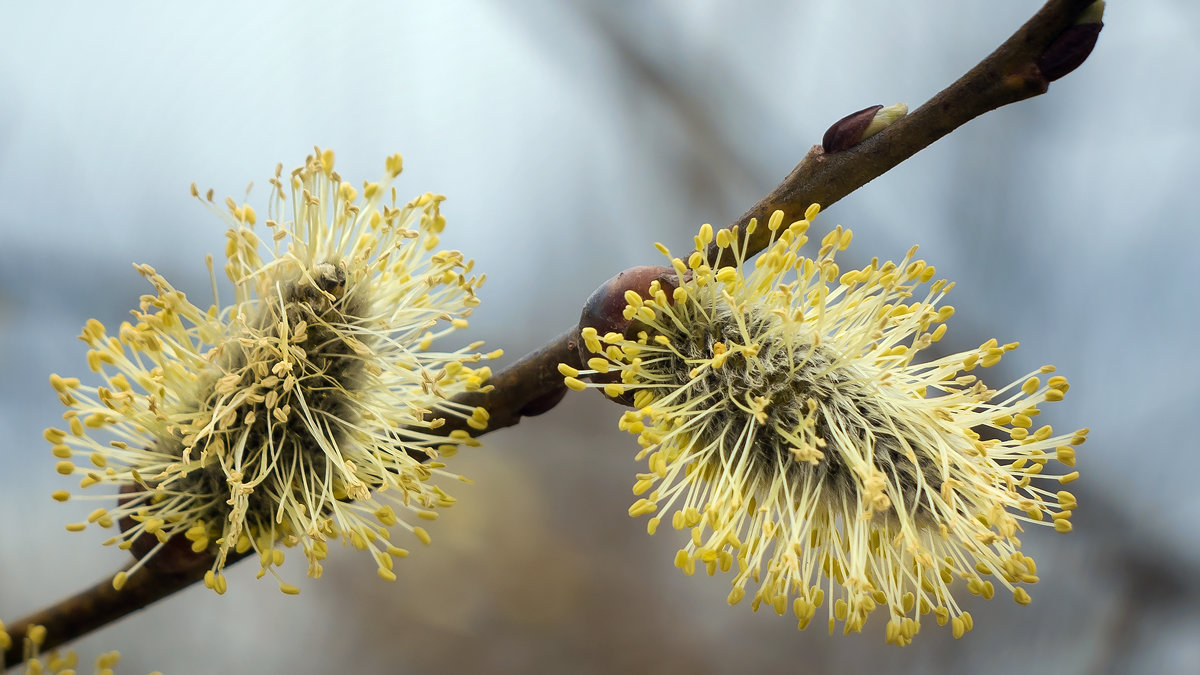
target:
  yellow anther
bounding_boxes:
[1056,446,1076,467]
[1060,485,1080,506]
[1021,377,1040,395]
[413,527,432,546]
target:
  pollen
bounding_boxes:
[0,624,160,675]
[48,148,499,593]
[564,206,1085,645]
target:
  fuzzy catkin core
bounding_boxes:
[174,259,372,528]
[650,300,943,518]
[51,149,499,595]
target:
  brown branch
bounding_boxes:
[707,0,1101,265]
[437,328,579,438]
[462,0,1104,437]
[2,0,1102,668]
[3,555,225,669]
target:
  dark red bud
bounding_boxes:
[579,266,678,340]
[576,265,679,405]
[822,105,883,154]
[1038,22,1103,82]
[518,386,568,417]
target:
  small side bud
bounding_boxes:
[578,266,678,344]
[822,104,908,153]
[517,387,569,417]
[575,265,678,405]
[531,267,671,418]
[1038,1,1104,82]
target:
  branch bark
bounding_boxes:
[2,0,1101,667]
[706,0,1100,265]
[3,556,224,669]
[435,328,579,439]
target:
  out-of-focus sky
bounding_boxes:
[2,2,1197,673]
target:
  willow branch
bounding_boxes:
[435,328,579,438]
[2,0,1101,668]
[455,0,1103,437]
[2,554,239,669]
[707,0,1101,264]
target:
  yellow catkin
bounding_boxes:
[561,207,1083,646]
[46,150,501,596]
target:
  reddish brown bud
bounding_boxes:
[823,105,882,154]
[518,386,568,417]
[822,104,908,154]
[576,265,678,405]
[1038,21,1102,82]
[579,266,677,340]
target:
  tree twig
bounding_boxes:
[706,0,1100,265]
[2,0,1102,667]
[437,328,579,438]
[3,555,229,669]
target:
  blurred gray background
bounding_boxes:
[2,1,1197,673]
